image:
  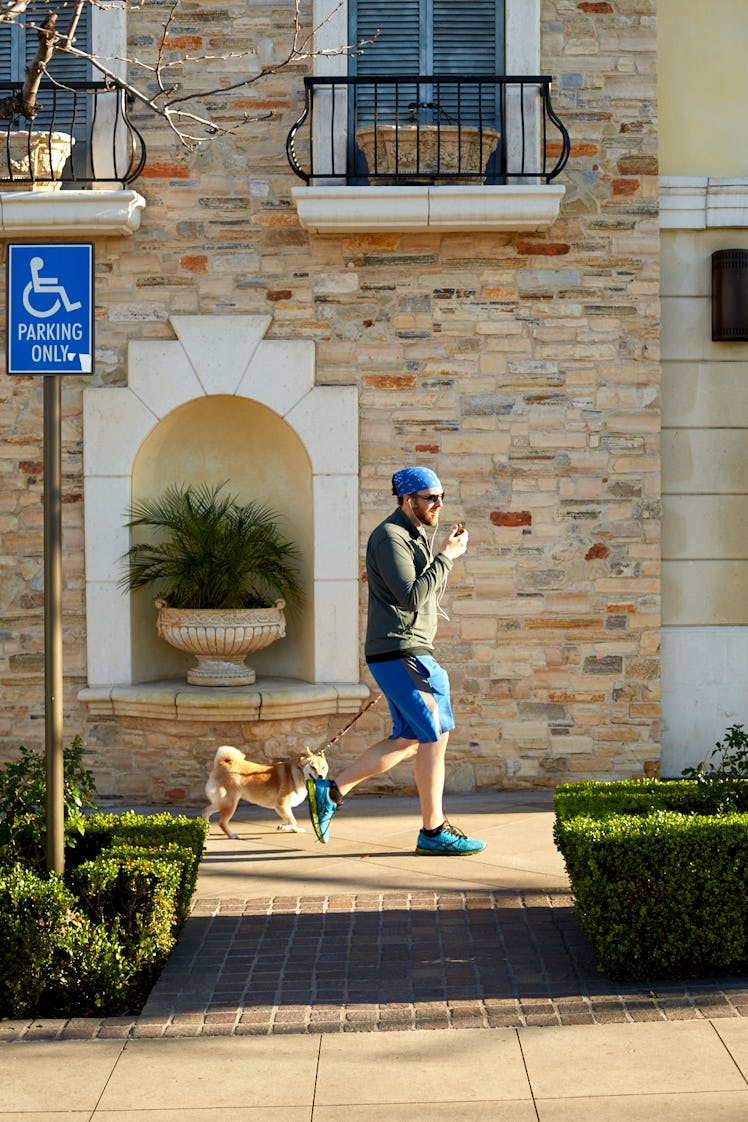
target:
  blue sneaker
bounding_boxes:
[306,776,340,843]
[415,821,486,856]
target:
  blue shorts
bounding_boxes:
[367,654,455,744]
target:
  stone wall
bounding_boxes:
[0,0,661,802]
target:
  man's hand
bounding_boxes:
[440,523,469,560]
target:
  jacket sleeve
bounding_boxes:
[370,526,453,611]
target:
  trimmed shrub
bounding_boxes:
[554,778,706,820]
[72,812,207,923]
[73,849,182,991]
[555,776,748,821]
[108,813,206,917]
[554,781,748,980]
[0,865,131,1018]
[81,842,197,927]
[0,743,209,1017]
[0,866,76,1017]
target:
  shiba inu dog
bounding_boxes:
[203,745,329,838]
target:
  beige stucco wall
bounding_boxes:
[658,0,748,177]
[660,228,748,774]
[658,1,748,773]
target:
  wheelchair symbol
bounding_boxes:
[22,255,82,318]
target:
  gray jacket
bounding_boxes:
[364,506,453,661]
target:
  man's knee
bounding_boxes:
[416,733,449,757]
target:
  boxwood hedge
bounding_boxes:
[554,780,748,980]
[0,865,132,1018]
[554,777,748,820]
[0,813,208,1018]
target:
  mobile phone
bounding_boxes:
[455,522,466,535]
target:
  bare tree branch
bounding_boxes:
[0,0,373,148]
[0,0,34,23]
[0,10,57,120]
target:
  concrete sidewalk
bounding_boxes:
[2,791,748,1119]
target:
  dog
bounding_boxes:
[203,745,329,839]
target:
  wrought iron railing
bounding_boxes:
[0,79,146,188]
[287,74,570,185]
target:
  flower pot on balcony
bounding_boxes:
[355,123,499,184]
[3,131,74,192]
[155,599,287,686]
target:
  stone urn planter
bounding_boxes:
[155,599,287,686]
[122,483,303,687]
[3,131,74,191]
[355,123,499,183]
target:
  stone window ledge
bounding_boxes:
[292,184,566,234]
[0,189,146,236]
[78,678,371,722]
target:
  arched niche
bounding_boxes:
[131,395,314,683]
[82,314,359,689]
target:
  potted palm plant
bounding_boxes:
[121,482,303,686]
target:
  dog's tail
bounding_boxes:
[212,744,246,767]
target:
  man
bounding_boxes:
[307,466,486,856]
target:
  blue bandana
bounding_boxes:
[391,466,442,497]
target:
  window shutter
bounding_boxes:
[0,15,22,83]
[432,0,500,74]
[351,0,421,75]
[350,0,422,125]
[351,0,503,125]
[24,0,91,134]
[352,0,503,75]
[0,2,91,82]
[432,0,502,125]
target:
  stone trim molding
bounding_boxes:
[660,176,748,229]
[81,314,359,691]
[0,190,145,236]
[79,678,370,722]
[292,184,565,234]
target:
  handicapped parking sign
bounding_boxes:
[6,243,94,375]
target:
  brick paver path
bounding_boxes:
[6,889,747,1040]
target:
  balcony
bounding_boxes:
[287,74,569,234]
[0,79,145,188]
[0,79,146,237]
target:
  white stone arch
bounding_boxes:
[82,314,359,687]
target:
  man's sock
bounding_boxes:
[421,822,446,837]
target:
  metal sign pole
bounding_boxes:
[6,242,95,876]
[44,374,64,875]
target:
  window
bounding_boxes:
[349,1,502,179]
[351,0,504,83]
[350,0,504,168]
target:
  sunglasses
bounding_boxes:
[415,492,445,505]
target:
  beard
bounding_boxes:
[419,507,440,527]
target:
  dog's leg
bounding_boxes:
[205,797,240,840]
[275,803,304,833]
[218,816,239,840]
